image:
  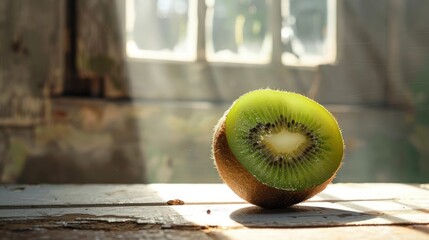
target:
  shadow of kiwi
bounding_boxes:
[229,205,375,228]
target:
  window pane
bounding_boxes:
[126,0,197,61]
[282,0,337,66]
[206,0,271,64]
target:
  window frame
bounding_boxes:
[64,0,407,108]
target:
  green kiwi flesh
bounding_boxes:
[212,89,344,208]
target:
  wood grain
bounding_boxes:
[1,183,428,207]
[209,225,429,240]
[0,183,428,229]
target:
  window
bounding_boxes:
[281,0,337,67]
[125,0,337,66]
[205,0,272,64]
[126,0,198,61]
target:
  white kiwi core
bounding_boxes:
[261,129,306,154]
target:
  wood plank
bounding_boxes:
[1,183,428,229]
[1,183,428,207]
[208,225,429,240]
[0,184,244,207]
[1,199,428,228]
[1,226,428,240]
[0,229,213,240]
[314,183,429,201]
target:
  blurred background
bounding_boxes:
[0,0,428,184]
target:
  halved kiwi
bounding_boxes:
[212,89,344,208]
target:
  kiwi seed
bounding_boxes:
[212,89,344,208]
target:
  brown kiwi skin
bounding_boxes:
[212,115,339,209]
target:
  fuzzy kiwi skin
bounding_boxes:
[212,90,344,208]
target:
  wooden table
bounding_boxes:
[0,183,428,239]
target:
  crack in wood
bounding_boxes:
[3,198,420,210]
[2,215,429,233]
[0,214,162,232]
[0,201,247,210]
[0,214,223,232]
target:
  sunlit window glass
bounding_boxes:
[206,0,271,64]
[282,0,337,67]
[126,0,197,61]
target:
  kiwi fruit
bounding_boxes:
[212,89,344,208]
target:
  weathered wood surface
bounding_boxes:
[1,183,428,206]
[0,183,428,239]
[0,226,428,240]
[0,229,214,240]
[0,0,64,125]
[209,225,429,240]
[75,0,128,98]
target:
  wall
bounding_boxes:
[0,0,428,183]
